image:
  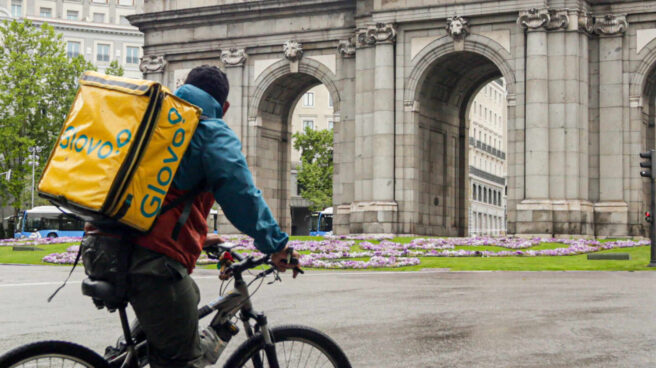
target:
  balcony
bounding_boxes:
[468,137,506,160]
[469,166,505,185]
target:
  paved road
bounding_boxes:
[1,265,656,367]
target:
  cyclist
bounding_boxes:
[82,65,300,368]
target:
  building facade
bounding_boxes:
[469,79,507,236]
[0,0,144,79]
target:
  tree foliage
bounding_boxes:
[0,19,94,212]
[292,127,333,212]
[105,59,124,76]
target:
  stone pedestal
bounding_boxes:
[515,199,595,237]
[333,204,351,235]
[593,202,629,237]
[348,201,398,234]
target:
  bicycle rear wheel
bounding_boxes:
[224,325,351,368]
[0,341,110,368]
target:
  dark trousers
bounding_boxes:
[81,235,205,368]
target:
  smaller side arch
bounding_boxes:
[248,57,341,119]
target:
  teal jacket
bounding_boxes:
[171,84,288,254]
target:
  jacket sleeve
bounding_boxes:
[200,122,289,254]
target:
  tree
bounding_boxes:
[105,59,124,76]
[292,127,333,212]
[0,19,95,212]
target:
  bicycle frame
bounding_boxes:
[109,258,280,368]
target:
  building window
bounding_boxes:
[66,10,79,20]
[303,92,314,107]
[328,94,333,108]
[93,12,105,23]
[126,46,139,64]
[96,43,110,62]
[472,184,476,200]
[92,0,107,3]
[328,119,334,130]
[302,120,314,130]
[119,15,130,25]
[39,7,52,17]
[67,41,81,58]
[11,0,21,17]
[118,0,133,5]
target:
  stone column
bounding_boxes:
[216,48,248,234]
[593,14,629,236]
[139,55,167,83]
[350,23,398,233]
[220,48,248,141]
[334,39,356,234]
[372,25,395,202]
[516,9,552,236]
[519,9,550,200]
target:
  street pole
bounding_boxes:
[31,154,35,209]
[650,151,656,267]
[640,149,656,267]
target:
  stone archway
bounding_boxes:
[402,37,516,236]
[247,59,341,233]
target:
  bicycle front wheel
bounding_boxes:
[224,325,351,368]
[0,341,110,368]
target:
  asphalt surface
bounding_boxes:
[1,265,656,367]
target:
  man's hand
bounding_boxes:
[204,233,226,247]
[271,246,302,278]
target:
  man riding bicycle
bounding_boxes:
[82,65,300,368]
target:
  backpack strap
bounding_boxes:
[159,180,206,240]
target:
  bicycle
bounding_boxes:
[0,243,352,368]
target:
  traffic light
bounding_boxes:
[646,211,652,223]
[640,150,655,178]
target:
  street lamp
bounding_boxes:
[27,146,42,209]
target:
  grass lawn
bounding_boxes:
[0,243,74,265]
[1,237,655,271]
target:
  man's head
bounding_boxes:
[184,65,230,107]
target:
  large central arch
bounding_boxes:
[399,36,517,236]
[247,58,341,232]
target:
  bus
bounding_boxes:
[309,207,333,236]
[14,206,85,238]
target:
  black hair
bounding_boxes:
[184,65,230,106]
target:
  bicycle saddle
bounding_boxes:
[81,278,126,310]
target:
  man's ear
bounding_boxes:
[222,101,230,116]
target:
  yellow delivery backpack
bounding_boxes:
[38,71,202,233]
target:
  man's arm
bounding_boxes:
[200,121,289,254]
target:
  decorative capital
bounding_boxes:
[593,14,628,36]
[517,8,550,30]
[446,15,470,40]
[337,38,356,58]
[578,11,594,33]
[545,9,569,30]
[139,55,167,73]
[220,48,248,67]
[357,23,396,47]
[283,40,303,62]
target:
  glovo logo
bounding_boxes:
[140,108,187,218]
[59,126,132,159]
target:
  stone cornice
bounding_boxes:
[24,16,142,37]
[128,0,354,32]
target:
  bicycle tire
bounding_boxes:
[0,340,110,368]
[223,325,352,368]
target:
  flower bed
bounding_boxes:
[0,237,82,247]
[39,236,650,269]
